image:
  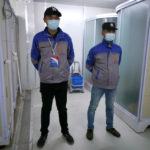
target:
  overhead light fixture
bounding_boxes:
[16,0,33,3]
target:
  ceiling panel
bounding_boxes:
[30,0,128,9]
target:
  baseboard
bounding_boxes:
[114,102,150,132]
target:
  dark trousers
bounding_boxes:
[40,81,69,135]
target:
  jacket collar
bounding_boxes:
[43,27,64,38]
[102,39,114,48]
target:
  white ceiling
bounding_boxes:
[32,0,128,9]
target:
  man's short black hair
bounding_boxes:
[44,6,62,18]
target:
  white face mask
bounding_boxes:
[47,20,60,30]
[105,33,115,42]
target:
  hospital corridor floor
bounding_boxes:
[31,88,150,150]
[1,88,150,150]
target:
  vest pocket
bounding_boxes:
[96,70,100,80]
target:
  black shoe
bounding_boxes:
[37,134,48,148]
[106,127,121,137]
[63,133,74,144]
[86,129,93,140]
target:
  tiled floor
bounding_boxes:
[31,88,150,150]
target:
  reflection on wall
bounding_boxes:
[142,45,150,118]
[116,1,149,116]
[84,20,95,84]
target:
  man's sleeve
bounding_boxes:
[31,35,40,70]
[67,36,75,66]
[119,47,122,65]
[86,48,94,72]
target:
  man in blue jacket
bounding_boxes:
[86,22,122,140]
[31,7,74,147]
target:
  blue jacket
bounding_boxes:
[31,27,74,83]
[86,39,122,89]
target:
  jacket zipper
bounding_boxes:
[114,55,117,64]
[107,51,110,86]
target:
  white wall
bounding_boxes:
[10,0,114,90]
[10,1,37,90]
[84,6,114,19]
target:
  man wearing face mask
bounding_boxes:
[86,22,122,140]
[31,7,74,148]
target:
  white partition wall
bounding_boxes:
[115,0,150,132]
[83,14,117,90]
[0,0,20,145]
[0,19,9,145]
